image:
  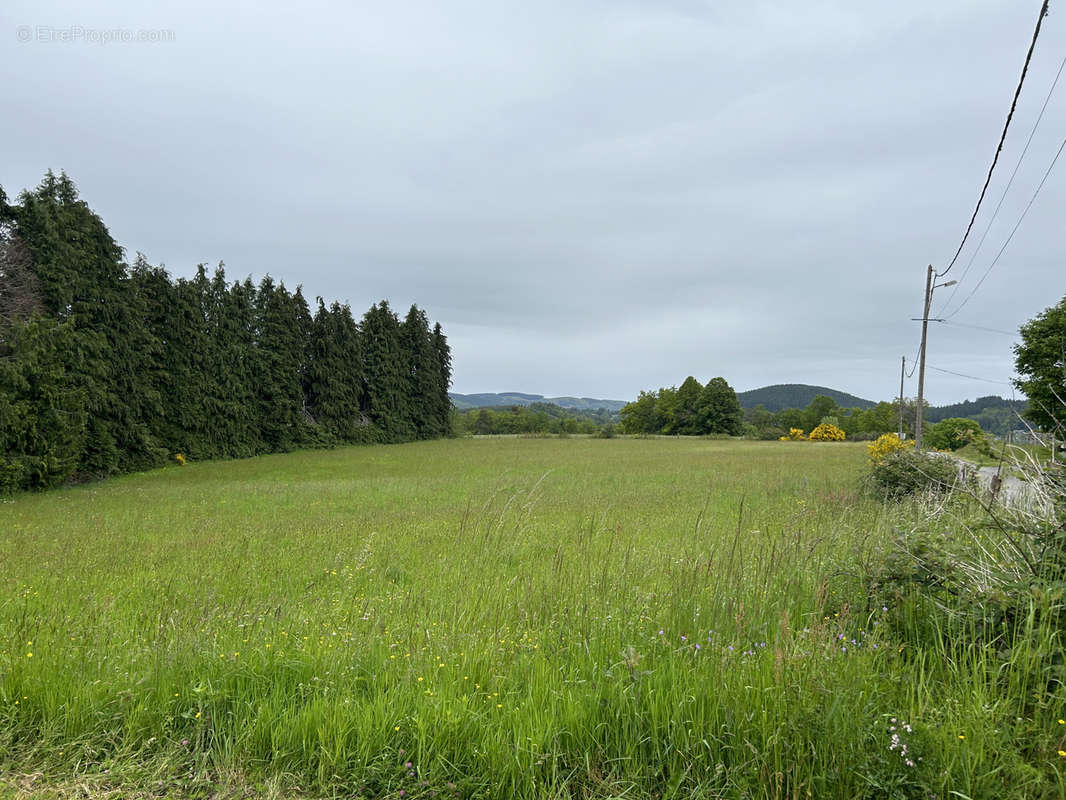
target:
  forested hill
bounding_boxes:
[450,392,627,411]
[925,395,1028,432]
[0,171,452,493]
[737,384,876,412]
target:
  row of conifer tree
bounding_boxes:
[0,172,452,492]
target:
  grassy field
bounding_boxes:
[1,438,1063,798]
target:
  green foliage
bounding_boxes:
[735,383,875,412]
[620,376,743,435]
[1014,294,1066,434]
[869,450,959,499]
[0,315,87,490]
[925,395,1028,436]
[925,417,984,452]
[0,172,453,492]
[455,402,612,436]
[696,376,744,435]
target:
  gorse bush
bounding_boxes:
[869,450,959,499]
[867,433,913,464]
[779,427,806,441]
[809,422,845,441]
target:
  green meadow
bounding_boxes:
[1,438,1063,798]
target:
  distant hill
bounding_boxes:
[450,392,628,412]
[737,384,876,412]
[926,395,1028,436]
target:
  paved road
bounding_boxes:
[974,465,1030,505]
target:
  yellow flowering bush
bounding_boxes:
[174,453,187,466]
[866,433,912,464]
[808,423,846,441]
[778,427,806,441]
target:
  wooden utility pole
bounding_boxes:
[915,265,934,450]
[898,356,905,439]
[914,265,956,451]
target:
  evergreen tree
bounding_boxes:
[308,300,367,441]
[401,305,438,438]
[0,315,87,491]
[0,172,455,491]
[431,322,453,437]
[11,171,156,475]
[361,301,413,441]
[253,277,309,451]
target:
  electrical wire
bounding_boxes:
[905,338,922,378]
[935,319,1019,337]
[926,364,1013,385]
[943,131,1066,319]
[940,0,1050,278]
[936,51,1066,315]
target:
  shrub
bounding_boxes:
[754,426,786,441]
[809,423,846,441]
[867,433,913,464]
[869,450,959,499]
[779,427,806,441]
[926,417,984,452]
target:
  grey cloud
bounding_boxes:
[2,0,1061,404]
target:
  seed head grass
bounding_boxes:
[0,438,1060,797]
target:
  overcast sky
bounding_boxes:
[3,1,1064,405]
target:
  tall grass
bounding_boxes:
[0,438,1062,798]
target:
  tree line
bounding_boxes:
[620,376,744,435]
[621,381,921,441]
[454,402,617,436]
[0,172,451,492]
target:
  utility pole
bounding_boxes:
[914,265,957,451]
[898,355,905,439]
[915,266,933,450]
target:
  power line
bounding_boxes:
[943,131,1066,319]
[936,319,1019,337]
[940,0,1051,278]
[936,51,1066,315]
[905,338,922,378]
[927,364,1013,385]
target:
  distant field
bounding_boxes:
[0,439,1060,798]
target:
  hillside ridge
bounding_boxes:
[449,392,627,411]
[736,384,876,412]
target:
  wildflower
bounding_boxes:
[1059,750,1066,757]
[394,726,400,731]
[405,761,412,768]
[1059,720,1065,725]
[958,734,965,740]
